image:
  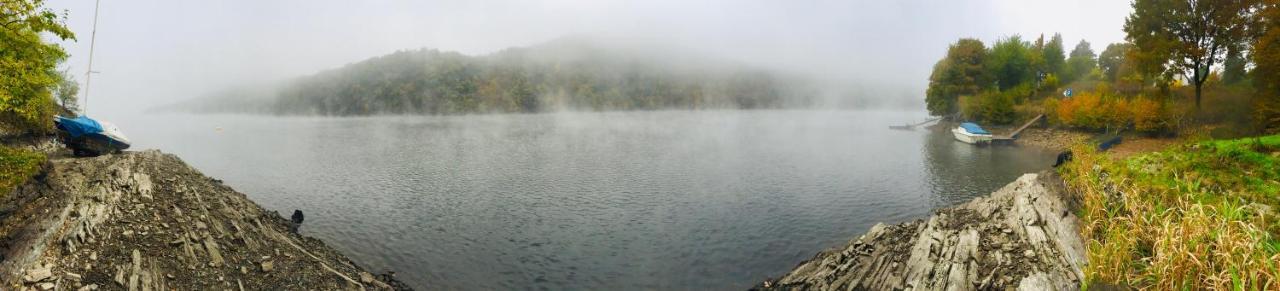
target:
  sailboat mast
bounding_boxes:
[82,0,101,114]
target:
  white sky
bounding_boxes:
[43,0,1132,118]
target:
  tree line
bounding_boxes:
[189,40,817,116]
[925,34,1104,123]
[928,0,1280,135]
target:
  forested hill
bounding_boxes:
[168,39,820,115]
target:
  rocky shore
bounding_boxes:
[0,149,411,290]
[754,172,1086,291]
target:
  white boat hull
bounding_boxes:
[952,127,993,144]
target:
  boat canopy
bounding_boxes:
[959,122,990,135]
[55,116,104,138]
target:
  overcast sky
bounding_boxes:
[44,0,1132,118]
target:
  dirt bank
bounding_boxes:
[934,121,1180,155]
[0,150,412,290]
[1009,128,1091,152]
[754,172,1086,290]
[1015,127,1181,157]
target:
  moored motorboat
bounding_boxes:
[952,122,993,145]
[54,115,132,156]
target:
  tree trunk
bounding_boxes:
[1193,64,1203,109]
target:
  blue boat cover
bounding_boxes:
[55,116,104,138]
[959,122,990,135]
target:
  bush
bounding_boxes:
[1041,74,1060,92]
[1049,91,1169,133]
[1042,97,1060,121]
[0,95,57,133]
[980,90,1016,124]
[0,146,45,197]
[958,95,979,121]
[1128,97,1163,132]
[1006,83,1033,105]
[1054,91,1104,128]
[960,89,1018,125]
[1256,95,1280,134]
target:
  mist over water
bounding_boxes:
[120,110,1053,289]
[27,0,1140,289]
[46,1,1131,117]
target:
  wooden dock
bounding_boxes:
[991,114,1044,144]
[888,117,943,130]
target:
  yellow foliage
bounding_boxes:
[1049,91,1168,133]
[1,0,76,133]
[1129,98,1163,132]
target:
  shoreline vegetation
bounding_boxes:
[1062,135,1280,288]
[4,0,1280,290]
[760,0,1280,289]
[759,126,1279,289]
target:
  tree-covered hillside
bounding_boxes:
[174,38,818,115]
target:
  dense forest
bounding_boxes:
[171,39,820,115]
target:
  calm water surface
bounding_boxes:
[119,110,1054,290]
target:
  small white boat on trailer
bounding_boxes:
[952,122,993,145]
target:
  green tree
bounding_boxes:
[54,69,79,113]
[959,88,1020,125]
[1043,33,1067,77]
[1252,0,1280,133]
[1098,43,1133,82]
[1125,0,1262,108]
[925,38,990,116]
[986,36,1036,90]
[1065,40,1097,83]
[1,0,75,132]
[1222,48,1248,84]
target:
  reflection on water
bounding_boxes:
[921,125,1057,207]
[118,110,1053,290]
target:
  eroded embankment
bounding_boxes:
[0,150,410,290]
[755,172,1086,291]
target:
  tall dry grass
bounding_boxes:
[1062,136,1280,290]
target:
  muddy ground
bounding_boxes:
[0,149,412,290]
[753,172,1087,291]
[1010,128,1092,152]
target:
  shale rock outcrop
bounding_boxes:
[757,173,1086,291]
[0,150,409,290]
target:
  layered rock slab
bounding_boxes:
[0,150,408,290]
[756,173,1086,291]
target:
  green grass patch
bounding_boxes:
[1063,134,1280,289]
[0,146,46,197]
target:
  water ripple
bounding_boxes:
[123,110,1054,290]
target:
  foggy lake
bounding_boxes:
[119,110,1054,290]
